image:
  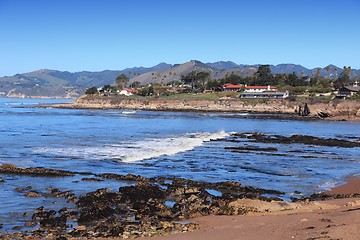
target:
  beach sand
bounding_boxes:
[141,178,360,240]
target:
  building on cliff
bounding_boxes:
[223,83,243,91]
[336,86,360,99]
[240,85,288,99]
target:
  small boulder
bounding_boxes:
[25,191,42,198]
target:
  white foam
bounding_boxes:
[122,110,136,114]
[33,131,230,163]
[317,180,344,191]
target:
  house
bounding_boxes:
[223,83,243,91]
[240,91,289,99]
[244,85,278,92]
[240,85,288,99]
[119,88,138,96]
[336,86,360,99]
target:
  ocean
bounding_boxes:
[0,98,360,231]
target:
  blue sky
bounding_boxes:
[0,0,359,76]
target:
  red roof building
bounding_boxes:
[223,83,243,91]
[123,88,138,93]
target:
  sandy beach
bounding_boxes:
[141,178,360,240]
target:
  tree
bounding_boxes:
[103,84,112,92]
[195,71,210,90]
[181,71,210,91]
[275,73,289,86]
[253,65,275,85]
[130,81,141,88]
[138,87,149,96]
[222,73,243,85]
[206,79,222,90]
[148,85,154,95]
[344,66,351,76]
[85,86,98,95]
[334,71,350,89]
[115,73,129,89]
[316,67,322,76]
[333,67,338,77]
[317,78,331,89]
[285,72,298,86]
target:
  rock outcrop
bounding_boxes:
[52,95,360,121]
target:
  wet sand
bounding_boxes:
[326,177,360,195]
[141,178,360,240]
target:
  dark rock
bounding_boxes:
[81,177,104,182]
[318,111,330,118]
[56,236,67,240]
[0,165,75,176]
[25,191,42,198]
[12,225,23,230]
[225,146,278,152]
[58,208,78,221]
[25,220,37,228]
[309,192,360,201]
[234,132,360,148]
[99,173,147,182]
[15,186,32,192]
[40,215,66,228]
[119,181,166,203]
[0,178,4,182]
[77,188,119,224]
[44,188,77,202]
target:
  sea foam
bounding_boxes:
[34,131,230,163]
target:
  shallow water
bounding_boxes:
[0,98,360,231]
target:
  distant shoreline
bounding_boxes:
[49,95,360,122]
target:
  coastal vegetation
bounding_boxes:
[85,64,359,102]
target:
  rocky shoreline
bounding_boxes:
[0,163,284,239]
[50,95,360,121]
[1,161,360,239]
[0,163,357,239]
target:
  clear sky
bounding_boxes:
[0,0,359,76]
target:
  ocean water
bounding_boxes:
[1,98,360,230]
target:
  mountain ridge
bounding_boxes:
[1,61,359,97]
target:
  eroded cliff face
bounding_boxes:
[308,101,360,120]
[58,95,360,121]
[71,95,296,113]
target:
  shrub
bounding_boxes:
[85,86,99,95]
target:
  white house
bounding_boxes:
[119,88,138,96]
[241,85,288,99]
[244,85,278,93]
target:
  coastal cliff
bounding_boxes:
[55,95,360,121]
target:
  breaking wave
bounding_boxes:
[33,131,230,163]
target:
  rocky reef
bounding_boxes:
[1,164,284,239]
[232,132,360,148]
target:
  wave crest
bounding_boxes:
[34,131,230,163]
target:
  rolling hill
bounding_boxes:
[0,61,358,98]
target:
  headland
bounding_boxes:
[51,95,360,121]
